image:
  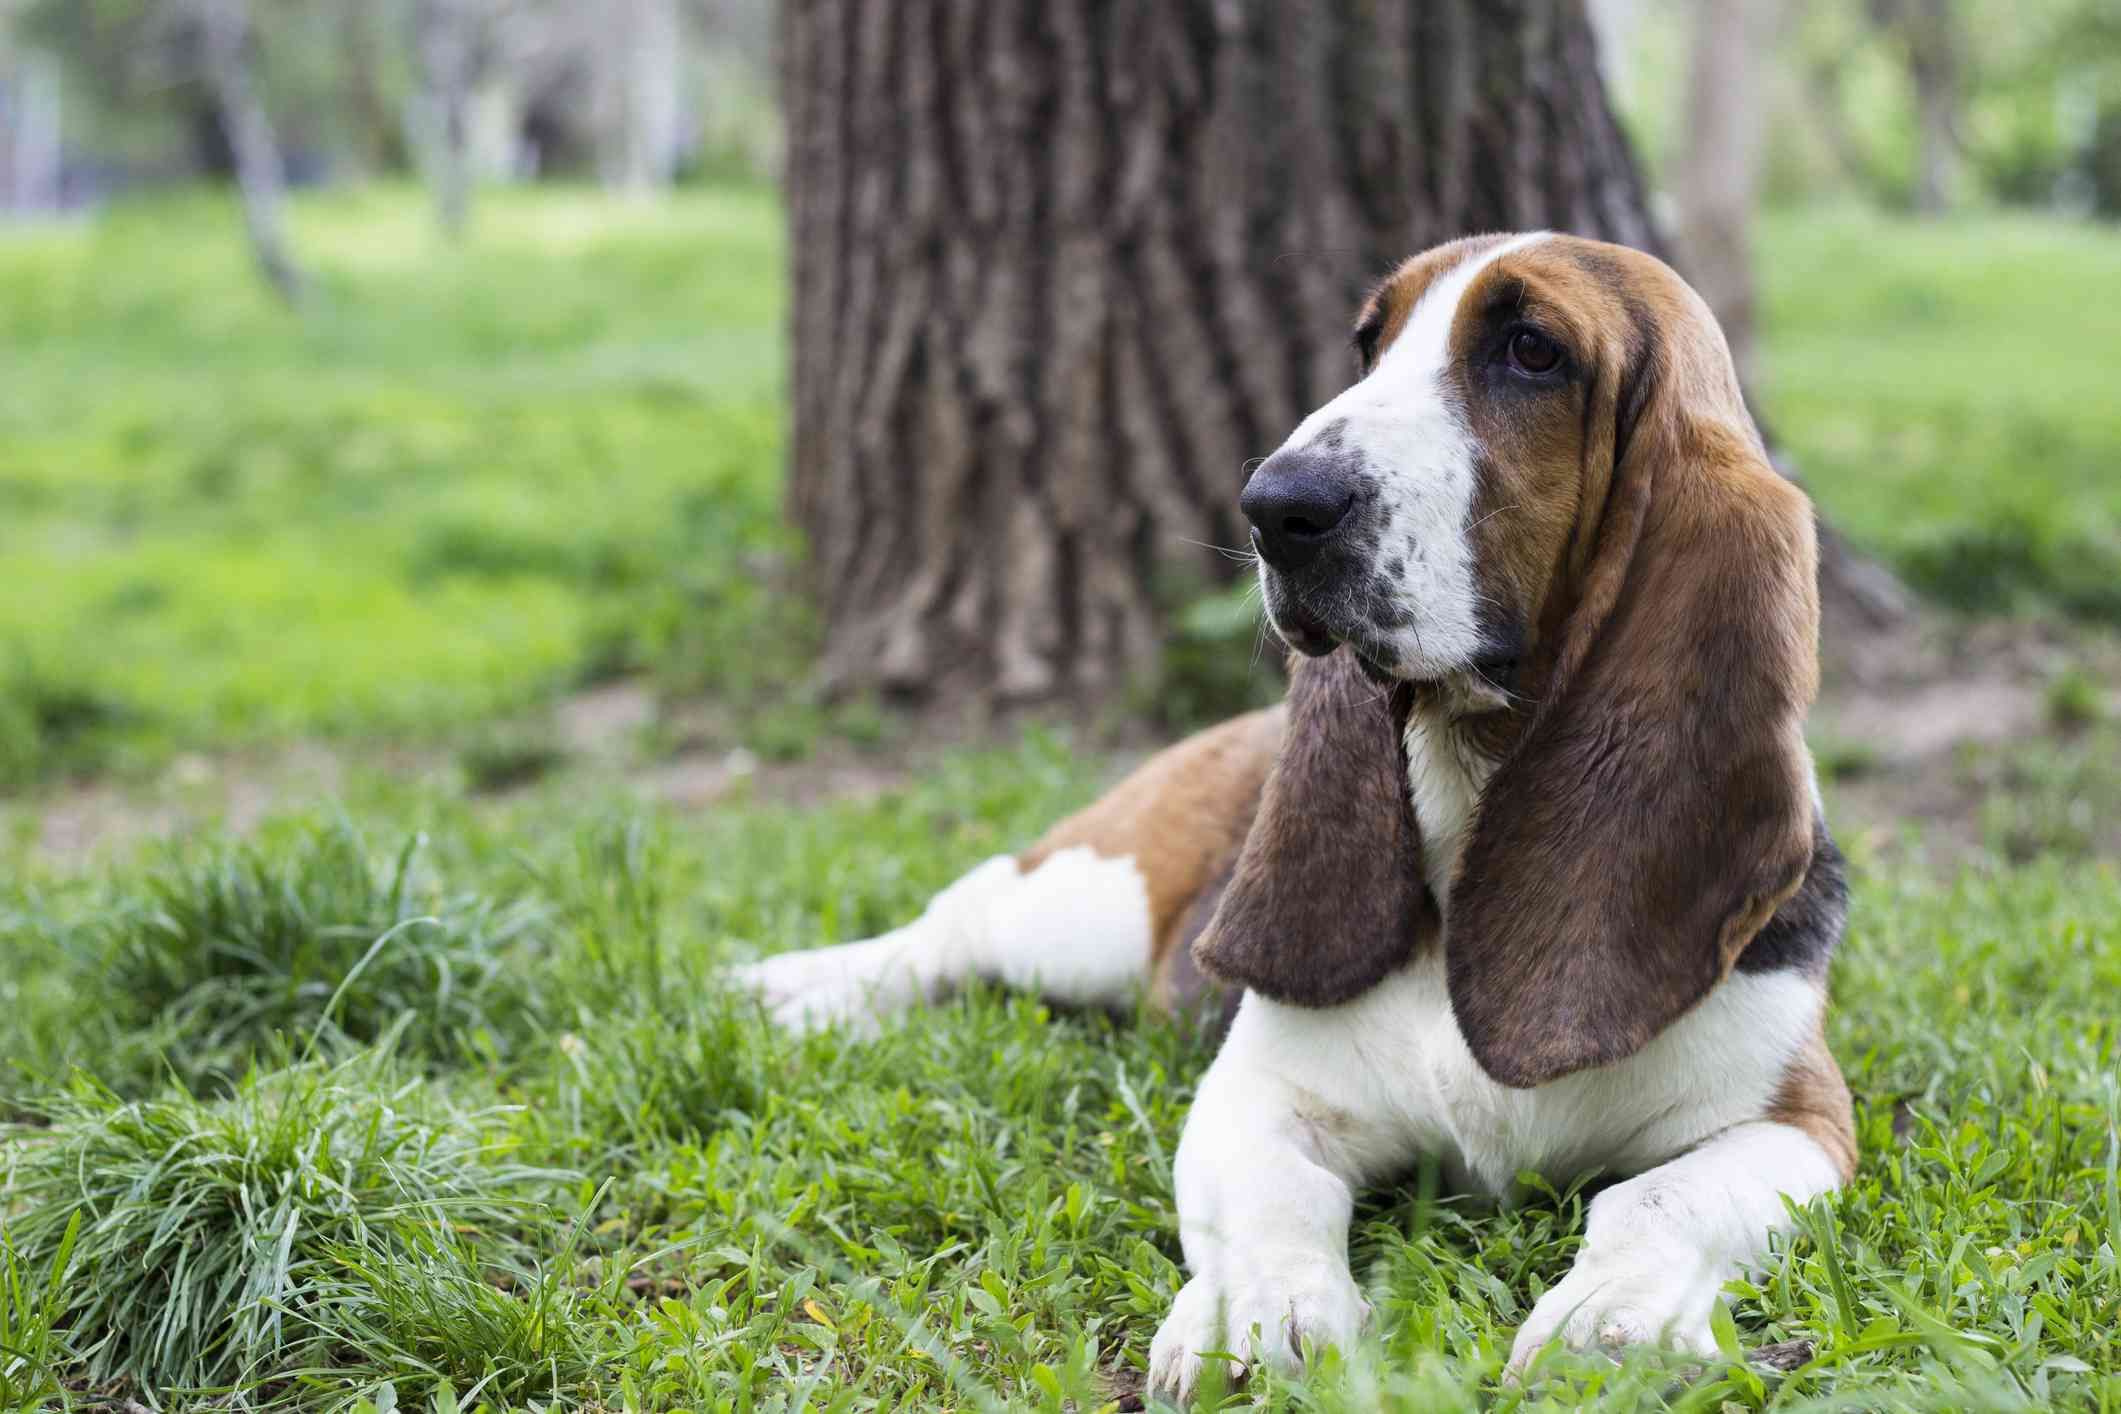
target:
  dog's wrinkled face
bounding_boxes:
[1244,232,1657,700]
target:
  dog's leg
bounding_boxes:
[1506,1120,1845,1373]
[1146,997,1395,1401]
[731,847,1156,1033]
[731,709,1281,1032]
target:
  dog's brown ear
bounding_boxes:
[1446,343,1822,1088]
[1192,648,1436,1004]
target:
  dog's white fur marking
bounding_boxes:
[1268,233,1548,681]
[1505,1119,1842,1371]
[1151,939,1831,1396]
[1403,706,1488,908]
[732,847,1153,1031]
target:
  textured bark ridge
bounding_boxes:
[783,0,1680,703]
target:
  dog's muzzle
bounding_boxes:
[1242,448,1367,659]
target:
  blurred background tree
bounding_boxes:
[4,0,775,217]
[9,0,2115,224]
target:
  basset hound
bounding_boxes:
[736,232,1856,1399]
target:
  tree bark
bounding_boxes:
[595,0,684,194]
[195,0,304,305]
[413,0,477,239]
[2,48,64,215]
[1874,0,1961,215]
[1904,0,1961,216]
[1672,0,1784,389]
[784,0,1897,706]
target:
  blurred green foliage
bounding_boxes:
[0,183,795,784]
[1758,204,2121,619]
[1617,0,2121,215]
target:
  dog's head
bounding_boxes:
[1198,233,1822,1088]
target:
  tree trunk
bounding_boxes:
[195,0,304,305]
[784,0,1898,706]
[595,0,684,195]
[1904,0,1961,216]
[2,49,64,215]
[413,0,477,239]
[1672,0,1784,390]
[339,1,409,176]
[1875,0,1961,215]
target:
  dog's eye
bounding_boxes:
[1507,329,1563,375]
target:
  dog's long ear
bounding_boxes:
[1192,647,1436,1003]
[1446,322,1822,1090]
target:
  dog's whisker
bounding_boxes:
[1174,535,1261,564]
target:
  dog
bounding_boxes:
[735,232,1855,1400]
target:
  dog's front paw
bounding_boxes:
[1507,1248,1720,1375]
[727,939,907,1036]
[1147,1259,1369,1402]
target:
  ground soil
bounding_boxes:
[14,615,2118,876]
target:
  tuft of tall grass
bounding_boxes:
[0,1212,77,1409]
[294,1212,626,1408]
[552,1000,771,1159]
[524,816,771,1158]
[0,1048,571,1402]
[95,818,550,1086]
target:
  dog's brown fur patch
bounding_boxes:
[1443,241,1823,1088]
[1019,707,1282,997]
[1189,649,1438,1006]
[1769,1023,1859,1181]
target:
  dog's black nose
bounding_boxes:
[1241,450,1357,572]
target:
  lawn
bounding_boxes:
[0,184,791,786]
[1,187,2118,1410]
[1759,206,2121,620]
[1,753,2117,1410]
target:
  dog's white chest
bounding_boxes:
[1403,713,1486,908]
[1218,708,1819,1196]
[1228,953,1819,1197]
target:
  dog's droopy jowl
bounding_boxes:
[734,233,1855,1400]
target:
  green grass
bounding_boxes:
[3,1049,573,1402]
[1,186,2119,1407]
[0,184,794,784]
[0,1210,76,1409]
[0,760,2115,1409]
[85,818,552,1090]
[1759,205,2121,620]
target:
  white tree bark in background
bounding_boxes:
[413,0,478,238]
[595,0,682,194]
[1584,0,1646,93]
[589,0,678,193]
[195,0,304,303]
[1672,0,1785,389]
[1901,0,1962,215]
[2,50,62,214]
